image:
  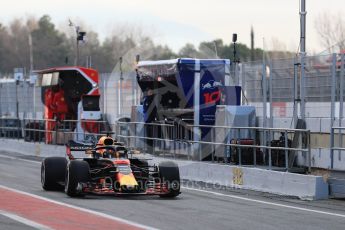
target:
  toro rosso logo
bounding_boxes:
[202,80,222,104]
[202,80,222,90]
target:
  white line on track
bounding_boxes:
[0,154,41,164]
[0,185,157,230]
[182,186,345,218]
[0,210,53,230]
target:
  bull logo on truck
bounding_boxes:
[202,80,222,90]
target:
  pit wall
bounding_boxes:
[0,138,329,200]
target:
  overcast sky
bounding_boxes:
[0,0,344,54]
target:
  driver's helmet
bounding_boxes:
[97,136,114,146]
[96,136,115,158]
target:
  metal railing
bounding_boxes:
[0,118,311,172]
[0,118,109,145]
[116,121,311,172]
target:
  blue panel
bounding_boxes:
[198,60,226,139]
[221,86,242,105]
[176,60,195,108]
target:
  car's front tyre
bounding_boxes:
[65,160,90,197]
[158,161,180,198]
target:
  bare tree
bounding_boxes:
[315,12,345,53]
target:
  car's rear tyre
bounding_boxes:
[158,161,180,198]
[41,157,67,191]
[65,160,90,197]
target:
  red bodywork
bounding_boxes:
[82,158,168,196]
[35,66,101,143]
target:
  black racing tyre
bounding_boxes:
[41,157,67,191]
[158,161,180,198]
[65,160,90,197]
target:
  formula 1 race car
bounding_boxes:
[41,135,180,198]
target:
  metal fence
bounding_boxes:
[118,121,310,172]
[0,118,311,172]
[0,53,343,123]
[241,53,345,122]
[0,80,43,119]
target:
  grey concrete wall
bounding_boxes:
[0,138,329,200]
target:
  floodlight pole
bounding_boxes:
[119,57,123,116]
[232,33,239,85]
[299,0,306,120]
[69,20,86,66]
[300,0,306,54]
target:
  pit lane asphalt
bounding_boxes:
[1,151,345,230]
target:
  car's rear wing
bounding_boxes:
[66,140,94,159]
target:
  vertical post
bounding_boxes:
[0,83,2,117]
[235,61,239,86]
[293,59,299,127]
[211,127,215,163]
[238,128,242,166]
[339,54,345,160]
[152,124,156,156]
[284,130,288,171]
[262,62,267,128]
[253,128,257,167]
[193,60,201,160]
[54,118,58,145]
[103,79,107,115]
[29,33,35,118]
[308,130,311,173]
[330,53,337,169]
[300,53,306,120]
[241,63,246,104]
[268,130,272,170]
[28,33,34,76]
[119,80,123,116]
[132,76,135,106]
[15,80,19,119]
[117,80,121,117]
[119,57,123,117]
[143,123,148,152]
[300,0,306,54]
[299,0,307,121]
[262,61,268,166]
[188,125,192,161]
[133,123,136,149]
[33,84,36,118]
[76,29,79,66]
[268,63,273,128]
